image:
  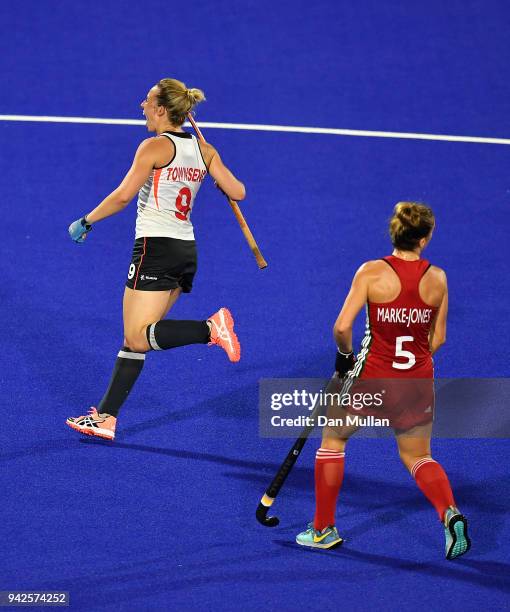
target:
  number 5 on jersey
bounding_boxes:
[175,187,192,221]
[392,336,416,370]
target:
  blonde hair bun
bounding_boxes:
[156,78,206,126]
[186,88,206,105]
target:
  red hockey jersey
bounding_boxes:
[352,256,439,379]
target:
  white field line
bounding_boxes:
[0,114,509,145]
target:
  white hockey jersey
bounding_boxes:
[135,131,207,240]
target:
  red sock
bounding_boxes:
[411,458,456,521]
[313,448,345,530]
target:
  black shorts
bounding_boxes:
[125,237,197,292]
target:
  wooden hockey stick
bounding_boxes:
[187,113,268,269]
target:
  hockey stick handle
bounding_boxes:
[186,113,268,269]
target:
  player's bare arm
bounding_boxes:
[85,138,167,224]
[333,262,376,353]
[428,267,448,354]
[200,141,246,201]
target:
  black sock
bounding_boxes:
[146,320,210,350]
[97,347,145,418]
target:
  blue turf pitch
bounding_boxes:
[1,1,509,610]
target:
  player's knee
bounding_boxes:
[322,427,348,451]
[124,332,150,353]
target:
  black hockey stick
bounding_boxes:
[256,374,345,527]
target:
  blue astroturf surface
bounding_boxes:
[1,1,509,610]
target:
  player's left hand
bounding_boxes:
[69,216,92,243]
[335,349,355,377]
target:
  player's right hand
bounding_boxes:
[68,216,92,243]
[335,349,355,377]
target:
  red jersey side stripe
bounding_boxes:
[153,168,162,210]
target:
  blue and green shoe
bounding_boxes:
[296,523,343,549]
[444,507,471,560]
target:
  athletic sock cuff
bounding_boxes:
[411,457,437,478]
[316,448,345,460]
[147,323,163,351]
[117,347,146,360]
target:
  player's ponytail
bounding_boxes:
[389,202,435,250]
[156,78,206,126]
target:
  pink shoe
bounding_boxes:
[66,407,116,440]
[208,307,241,362]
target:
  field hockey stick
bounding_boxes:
[187,113,268,269]
[256,372,348,527]
[255,401,321,527]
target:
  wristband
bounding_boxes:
[337,348,353,356]
[335,349,355,377]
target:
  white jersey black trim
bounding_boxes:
[164,130,192,139]
[154,134,176,169]
[154,131,193,170]
[135,131,207,240]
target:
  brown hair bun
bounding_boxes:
[389,202,435,250]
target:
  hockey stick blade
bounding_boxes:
[256,501,280,527]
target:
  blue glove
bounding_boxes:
[69,216,92,243]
